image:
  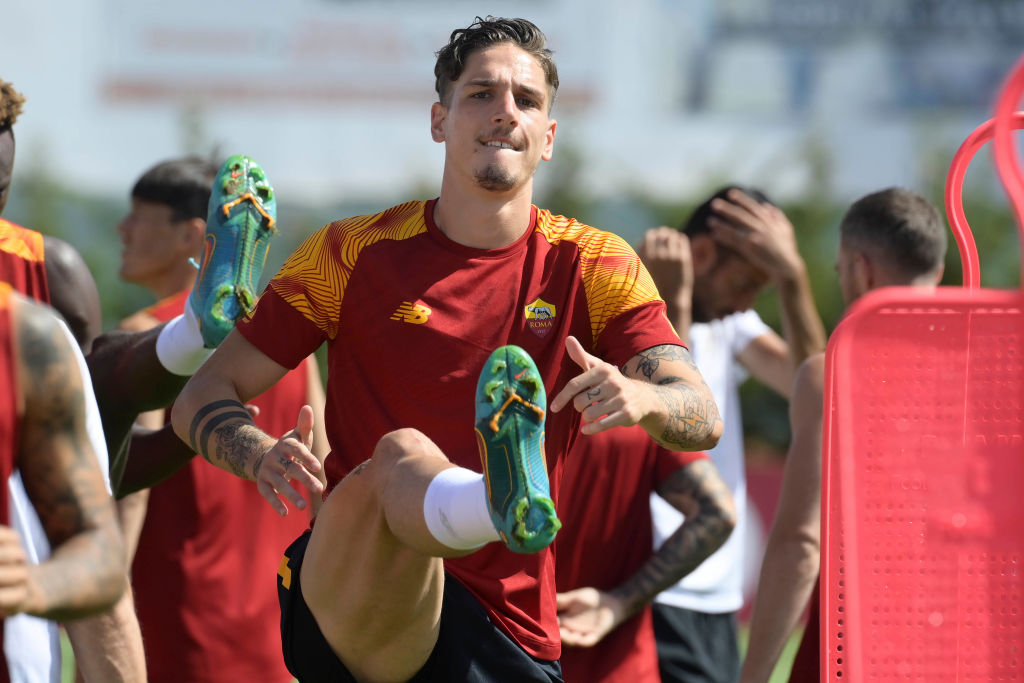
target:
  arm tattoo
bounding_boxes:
[212,421,269,479]
[190,399,267,479]
[189,398,247,452]
[626,344,721,448]
[634,344,698,379]
[16,303,123,620]
[611,459,736,616]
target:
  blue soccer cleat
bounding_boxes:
[475,345,561,554]
[190,154,277,348]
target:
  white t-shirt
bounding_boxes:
[4,321,110,683]
[651,309,770,614]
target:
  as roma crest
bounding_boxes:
[524,297,556,338]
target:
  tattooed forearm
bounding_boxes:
[188,399,270,479]
[16,300,125,620]
[189,399,247,451]
[654,384,722,449]
[611,460,736,616]
[630,344,699,379]
[624,344,721,448]
[213,421,268,478]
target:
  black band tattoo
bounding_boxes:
[197,410,253,461]
[189,399,248,451]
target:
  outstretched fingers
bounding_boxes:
[255,406,323,516]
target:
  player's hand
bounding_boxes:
[0,525,32,617]
[550,336,656,434]
[556,587,627,647]
[707,189,803,281]
[253,405,324,516]
[637,226,693,304]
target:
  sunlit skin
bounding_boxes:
[690,247,771,322]
[430,43,557,249]
[117,198,200,299]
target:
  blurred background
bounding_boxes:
[3,0,1024,615]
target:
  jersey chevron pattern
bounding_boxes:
[266,202,427,339]
[535,211,662,347]
[0,219,49,304]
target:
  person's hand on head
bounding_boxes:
[707,189,804,281]
[637,226,693,305]
[253,405,324,516]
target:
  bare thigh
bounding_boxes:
[301,429,458,682]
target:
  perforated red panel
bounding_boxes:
[822,286,1024,681]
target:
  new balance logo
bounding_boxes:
[391,301,432,324]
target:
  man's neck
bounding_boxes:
[146,267,197,301]
[433,178,535,250]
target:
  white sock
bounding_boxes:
[422,468,500,550]
[155,303,213,376]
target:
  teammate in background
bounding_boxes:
[1,78,283,681]
[171,17,721,682]
[1,76,147,683]
[118,156,327,683]
[0,284,127,682]
[643,186,826,683]
[555,426,736,682]
[740,188,947,683]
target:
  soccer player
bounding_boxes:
[554,426,737,682]
[171,16,721,681]
[642,187,826,683]
[740,188,947,682]
[0,283,127,682]
[118,155,328,683]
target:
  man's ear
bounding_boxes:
[540,118,557,161]
[688,234,717,277]
[852,250,873,293]
[184,217,205,254]
[430,102,447,143]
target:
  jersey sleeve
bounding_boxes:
[236,288,326,371]
[579,230,683,366]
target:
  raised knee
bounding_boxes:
[372,428,437,469]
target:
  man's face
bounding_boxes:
[0,129,14,215]
[690,246,771,323]
[431,42,557,194]
[116,198,195,287]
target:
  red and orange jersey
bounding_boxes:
[239,199,682,660]
[0,219,49,304]
[0,281,11,683]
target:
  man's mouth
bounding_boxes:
[481,138,519,151]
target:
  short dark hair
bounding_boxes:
[840,187,947,278]
[434,16,559,108]
[681,185,773,236]
[131,157,218,222]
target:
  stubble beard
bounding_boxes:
[474,163,518,192]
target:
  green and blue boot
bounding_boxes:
[190,154,277,348]
[475,345,561,554]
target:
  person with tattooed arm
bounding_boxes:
[555,427,737,682]
[642,186,826,683]
[171,16,721,682]
[0,284,126,682]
